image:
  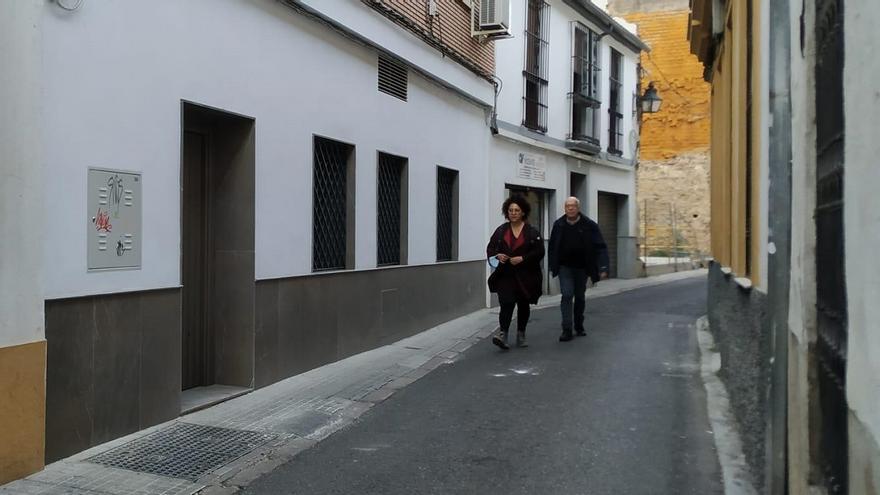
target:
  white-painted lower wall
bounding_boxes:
[0,2,44,347]
[487,135,637,282]
[786,1,818,491]
[844,0,880,472]
[40,0,492,299]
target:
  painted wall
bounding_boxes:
[495,0,640,161]
[40,0,492,300]
[784,0,818,492]
[844,2,880,491]
[1,1,44,348]
[0,2,47,482]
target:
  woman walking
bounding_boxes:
[486,195,545,349]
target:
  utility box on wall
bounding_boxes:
[87,168,142,270]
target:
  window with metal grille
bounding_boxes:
[523,0,549,133]
[571,24,601,143]
[313,136,354,271]
[377,153,407,266]
[436,167,458,262]
[378,55,407,101]
[814,0,847,492]
[607,49,624,156]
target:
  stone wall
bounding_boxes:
[707,261,771,493]
[638,149,711,255]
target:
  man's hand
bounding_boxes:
[496,254,510,263]
[600,272,609,280]
[510,256,524,266]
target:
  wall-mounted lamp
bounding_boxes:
[640,82,663,113]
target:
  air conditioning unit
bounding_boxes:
[479,0,510,31]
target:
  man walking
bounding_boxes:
[548,197,609,342]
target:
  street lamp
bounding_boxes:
[640,82,662,113]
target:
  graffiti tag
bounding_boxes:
[94,208,112,233]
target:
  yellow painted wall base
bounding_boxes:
[0,340,46,485]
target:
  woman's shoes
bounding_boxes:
[516,331,528,347]
[492,330,509,350]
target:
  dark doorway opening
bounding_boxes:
[181,102,255,412]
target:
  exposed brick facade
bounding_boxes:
[614,7,712,255]
[362,0,495,79]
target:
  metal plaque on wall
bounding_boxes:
[87,168,142,270]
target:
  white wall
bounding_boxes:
[41,0,492,299]
[0,2,44,347]
[844,0,880,457]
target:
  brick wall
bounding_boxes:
[626,10,710,160]
[363,0,495,79]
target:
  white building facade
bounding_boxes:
[489,0,648,288]
[1,0,498,475]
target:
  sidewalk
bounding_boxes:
[1,270,706,495]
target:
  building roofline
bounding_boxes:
[562,0,651,53]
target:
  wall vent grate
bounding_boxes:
[378,55,408,101]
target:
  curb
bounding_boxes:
[696,316,759,495]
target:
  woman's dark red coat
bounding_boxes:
[486,222,546,304]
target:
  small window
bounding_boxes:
[436,167,459,262]
[313,136,355,271]
[378,55,408,101]
[608,49,624,156]
[377,153,408,266]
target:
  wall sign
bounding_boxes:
[87,168,142,270]
[517,151,546,181]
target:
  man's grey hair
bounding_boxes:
[564,196,580,206]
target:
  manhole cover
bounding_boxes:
[88,423,275,480]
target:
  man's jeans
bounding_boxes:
[558,265,588,331]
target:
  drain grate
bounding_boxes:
[88,423,275,481]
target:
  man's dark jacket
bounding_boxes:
[548,213,609,283]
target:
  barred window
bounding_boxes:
[608,49,624,156]
[523,0,550,133]
[436,167,459,262]
[377,153,407,266]
[313,136,354,271]
[571,24,601,143]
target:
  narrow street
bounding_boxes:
[243,278,722,494]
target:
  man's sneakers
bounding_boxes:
[575,328,587,337]
[492,330,510,350]
[516,331,528,348]
[559,328,573,342]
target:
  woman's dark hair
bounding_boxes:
[502,195,531,220]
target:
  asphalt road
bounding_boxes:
[244,278,722,494]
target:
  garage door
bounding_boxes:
[597,192,619,278]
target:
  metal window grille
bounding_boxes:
[313,137,352,271]
[436,167,457,262]
[523,0,549,132]
[607,49,624,155]
[571,25,601,143]
[814,0,847,493]
[377,153,404,266]
[378,55,408,101]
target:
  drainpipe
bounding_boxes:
[765,0,793,492]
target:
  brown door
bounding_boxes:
[597,192,619,278]
[182,130,213,390]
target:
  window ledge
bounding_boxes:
[734,277,753,291]
[565,139,600,155]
